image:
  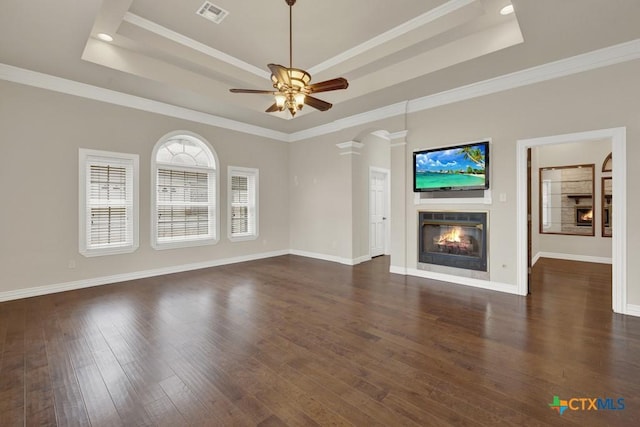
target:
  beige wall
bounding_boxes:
[1,59,639,307]
[532,140,612,260]
[0,81,290,295]
[402,59,639,301]
[288,59,640,304]
[288,124,397,263]
[355,134,391,260]
[288,135,354,260]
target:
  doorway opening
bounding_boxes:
[517,127,627,314]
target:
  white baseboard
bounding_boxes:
[389,265,407,275]
[404,268,521,295]
[354,255,372,265]
[0,248,624,308]
[537,252,612,265]
[532,252,542,266]
[0,250,289,303]
[289,249,370,266]
[625,304,640,317]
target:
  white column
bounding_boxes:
[389,131,408,274]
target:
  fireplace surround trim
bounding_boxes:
[418,210,489,273]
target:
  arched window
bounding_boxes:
[151,132,218,249]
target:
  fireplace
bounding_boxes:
[575,207,593,226]
[419,211,487,271]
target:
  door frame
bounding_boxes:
[516,127,627,313]
[369,166,391,257]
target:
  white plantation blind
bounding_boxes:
[88,163,131,247]
[157,168,214,242]
[152,135,218,248]
[228,167,258,240]
[79,150,138,257]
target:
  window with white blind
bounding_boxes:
[79,149,139,257]
[228,166,258,241]
[152,133,218,249]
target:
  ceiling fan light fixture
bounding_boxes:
[229,0,348,117]
[294,93,306,108]
[275,94,286,109]
[289,68,311,89]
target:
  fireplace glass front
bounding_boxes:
[419,211,487,271]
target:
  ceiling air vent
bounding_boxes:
[196,1,229,24]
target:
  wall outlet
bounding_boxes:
[68,260,76,269]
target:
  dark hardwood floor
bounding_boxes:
[1,255,638,426]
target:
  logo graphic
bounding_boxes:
[549,396,569,415]
[548,395,625,416]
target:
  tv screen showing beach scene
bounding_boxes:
[413,141,489,192]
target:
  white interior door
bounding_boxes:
[370,169,389,257]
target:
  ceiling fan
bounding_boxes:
[229,0,349,117]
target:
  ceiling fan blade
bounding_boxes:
[230,88,275,94]
[268,63,291,85]
[265,103,280,113]
[304,95,332,111]
[307,77,349,93]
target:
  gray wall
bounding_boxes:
[1,59,639,307]
[288,59,640,303]
[288,135,354,260]
[0,81,290,294]
[288,128,393,262]
[355,133,391,260]
[401,59,639,300]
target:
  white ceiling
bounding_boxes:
[1,0,639,134]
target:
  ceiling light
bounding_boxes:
[229,0,348,117]
[275,94,286,110]
[500,4,514,15]
[294,93,306,109]
[97,33,114,42]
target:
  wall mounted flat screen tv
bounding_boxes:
[413,141,489,192]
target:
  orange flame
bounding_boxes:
[438,227,463,244]
[580,210,593,221]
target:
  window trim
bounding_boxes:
[151,131,219,250]
[227,166,259,242]
[79,148,139,257]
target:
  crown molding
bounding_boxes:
[407,38,640,114]
[308,0,477,75]
[336,141,364,149]
[124,1,475,83]
[390,130,409,141]
[123,12,270,80]
[337,140,364,156]
[372,130,408,142]
[1,39,639,143]
[120,1,476,81]
[371,130,391,141]
[0,63,289,142]
[290,38,640,141]
[288,101,408,142]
